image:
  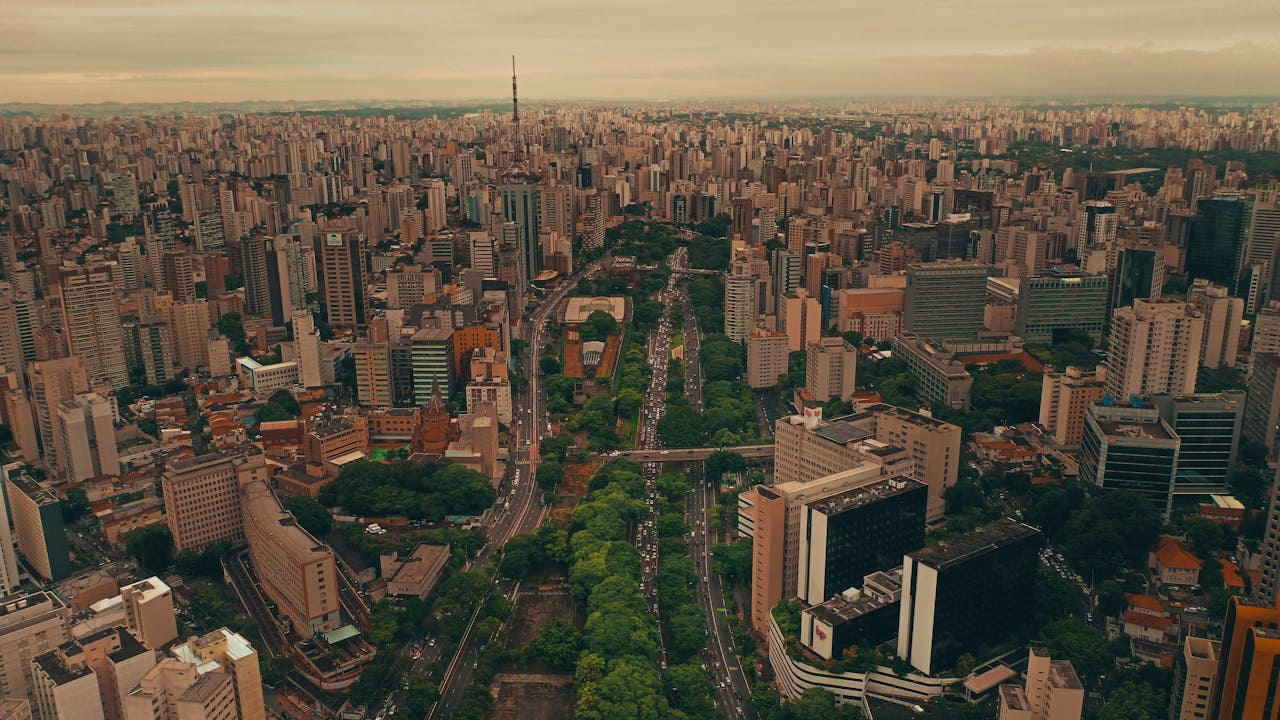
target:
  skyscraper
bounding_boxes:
[1152,392,1244,497]
[501,184,541,286]
[1187,279,1244,368]
[59,267,128,388]
[723,262,759,343]
[4,469,70,581]
[56,392,120,482]
[28,357,89,473]
[1243,353,1280,455]
[1079,401,1180,516]
[1186,195,1245,288]
[1110,246,1163,310]
[804,337,857,402]
[1014,270,1110,344]
[317,228,368,328]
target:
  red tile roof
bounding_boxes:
[1155,537,1202,571]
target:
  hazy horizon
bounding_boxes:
[5,0,1280,105]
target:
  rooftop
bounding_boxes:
[1095,419,1175,441]
[806,476,924,516]
[806,588,898,626]
[909,518,1039,571]
[1155,537,1202,571]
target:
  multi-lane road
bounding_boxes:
[425,262,597,719]
[674,261,756,720]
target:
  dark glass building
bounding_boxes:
[1152,392,1244,495]
[898,518,1040,675]
[1187,197,1245,287]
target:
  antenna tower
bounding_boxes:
[512,56,521,165]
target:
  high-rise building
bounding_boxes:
[410,328,454,403]
[27,358,89,474]
[160,251,196,303]
[774,249,803,309]
[1039,366,1107,447]
[0,590,70,700]
[4,468,70,581]
[59,267,128,388]
[1187,195,1245,288]
[1105,299,1204,401]
[1187,279,1244,368]
[1079,402,1180,517]
[1208,597,1280,719]
[118,577,179,651]
[1254,301,1280,356]
[1244,185,1280,312]
[796,476,926,605]
[264,237,306,327]
[291,309,323,389]
[123,321,175,386]
[168,301,210,372]
[779,289,821,353]
[897,519,1040,675]
[468,232,497,278]
[1152,392,1244,496]
[75,626,156,720]
[56,392,120,482]
[240,478,341,634]
[162,451,270,552]
[422,178,447,232]
[903,261,990,342]
[317,228,368,328]
[1110,247,1163,310]
[581,189,607,253]
[1255,467,1280,604]
[501,184,541,285]
[1171,636,1218,720]
[996,647,1084,720]
[1242,352,1280,455]
[891,334,974,411]
[804,337,857,402]
[746,331,789,389]
[29,643,106,720]
[238,236,272,319]
[724,262,759,343]
[169,629,265,720]
[352,341,392,408]
[1014,270,1110,344]
[1074,200,1118,255]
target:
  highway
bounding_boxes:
[424,261,597,719]
[675,263,757,720]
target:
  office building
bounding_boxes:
[799,568,903,661]
[160,251,196,303]
[749,462,886,636]
[468,232,497,278]
[59,267,128,388]
[1110,246,1163,310]
[774,249,802,308]
[997,647,1084,720]
[891,334,974,411]
[1039,366,1107,447]
[169,629,264,720]
[1208,597,1280,719]
[1075,200,1118,254]
[903,261,990,342]
[1105,299,1203,401]
[317,228,368,328]
[56,392,120,482]
[501,184,541,285]
[1171,636,1218,720]
[1187,279,1244,368]
[1152,392,1244,496]
[898,519,1040,675]
[162,451,270,552]
[746,331,790,389]
[797,477,926,605]
[5,470,70,581]
[1186,195,1245,288]
[381,544,451,600]
[1242,353,1280,454]
[0,590,71,699]
[291,309,323,389]
[119,577,179,651]
[1014,270,1109,344]
[410,328,454,403]
[805,337,857,402]
[1079,402,1180,517]
[123,321,174,386]
[581,188,607,252]
[241,478,341,634]
[0,467,19,593]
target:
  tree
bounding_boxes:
[540,356,562,375]
[532,619,582,671]
[62,487,90,524]
[253,402,291,423]
[665,662,715,717]
[657,402,703,448]
[536,460,565,492]
[578,310,617,342]
[283,497,333,537]
[773,688,863,719]
[540,434,572,461]
[711,540,753,587]
[706,450,747,483]
[125,525,174,574]
[1038,617,1111,678]
[268,389,301,416]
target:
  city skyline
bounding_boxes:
[4,0,1279,104]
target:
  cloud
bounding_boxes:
[0,0,1276,103]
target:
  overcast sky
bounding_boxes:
[3,0,1279,104]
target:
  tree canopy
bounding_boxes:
[318,459,496,521]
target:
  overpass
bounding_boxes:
[673,267,720,276]
[604,444,775,462]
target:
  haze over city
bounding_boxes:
[4,0,1280,104]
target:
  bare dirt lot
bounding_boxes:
[487,673,575,720]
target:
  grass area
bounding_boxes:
[369,445,408,461]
